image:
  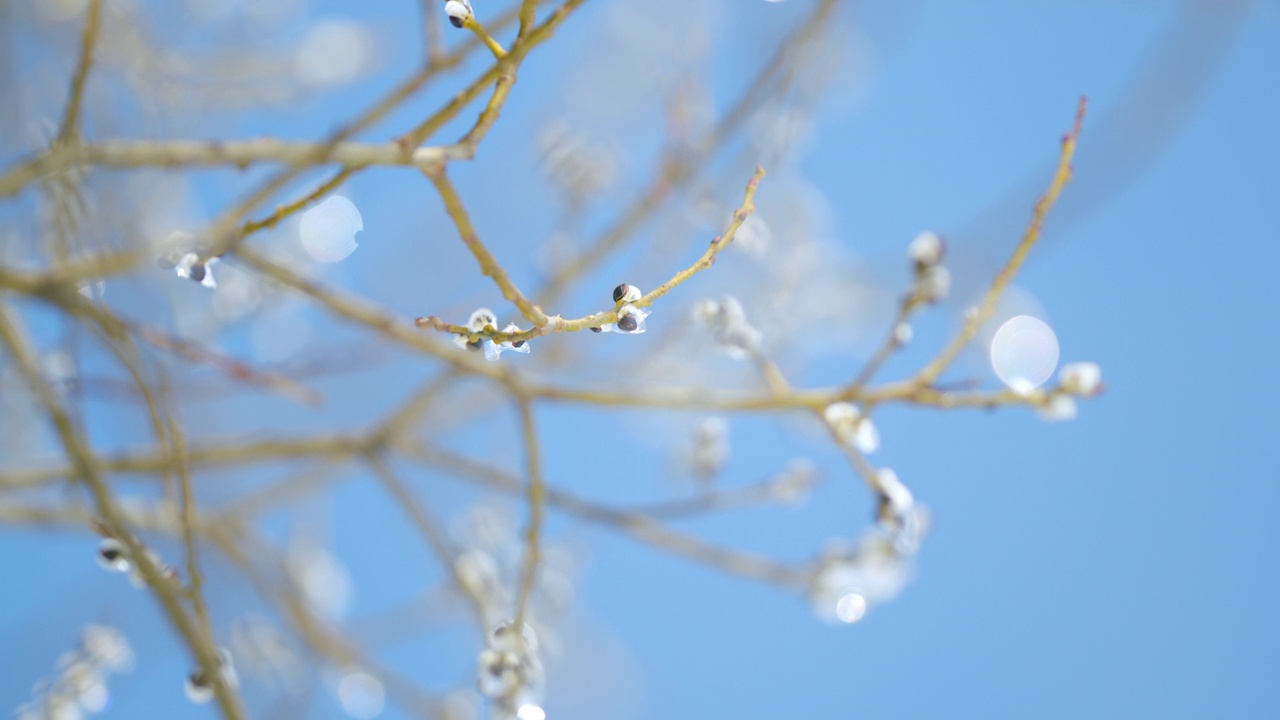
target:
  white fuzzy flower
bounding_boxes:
[875,468,914,530]
[908,231,945,267]
[687,417,730,480]
[1059,361,1103,395]
[810,535,913,623]
[893,321,913,346]
[917,264,950,303]
[467,308,497,332]
[453,308,501,356]
[692,296,762,358]
[823,402,880,454]
[1038,393,1078,422]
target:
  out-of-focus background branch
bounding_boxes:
[0,1,1277,719]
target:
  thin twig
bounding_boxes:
[366,454,494,630]
[913,97,1089,387]
[55,0,104,144]
[0,298,248,720]
[425,169,548,326]
[511,396,545,631]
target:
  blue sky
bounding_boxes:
[2,1,1278,718]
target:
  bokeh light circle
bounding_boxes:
[989,315,1059,392]
[835,593,868,624]
[337,672,384,719]
[300,196,363,263]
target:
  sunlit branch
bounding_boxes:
[913,97,1089,388]
[55,0,104,145]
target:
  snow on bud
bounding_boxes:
[445,0,474,28]
[1058,361,1102,396]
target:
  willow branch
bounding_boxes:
[913,97,1089,387]
[0,299,247,720]
[55,0,104,144]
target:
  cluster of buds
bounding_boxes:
[453,309,532,362]
[477,621,546,720]
[692,296,763,358]
[95,535,179,589]
[184,648,239,704]
[809,513,929,625]
[810,466,930,624]
[907,231,949,304]
[822,402,880,455]
[591,283,649,334]
[1038,361,1104,421]
[13,625,134,720]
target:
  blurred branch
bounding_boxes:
[0,266,321,404]
[0,298,248,720]
[512,395,546,631]
[534,0,840,307]
[55,0,103,145]
[400,443,812,588]
[366,454,495,630]
[0,139,457,196]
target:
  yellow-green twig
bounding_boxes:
[914,97,1089,387]
[55,0,104,145]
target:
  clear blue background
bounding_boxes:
[2,1,1278,719]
